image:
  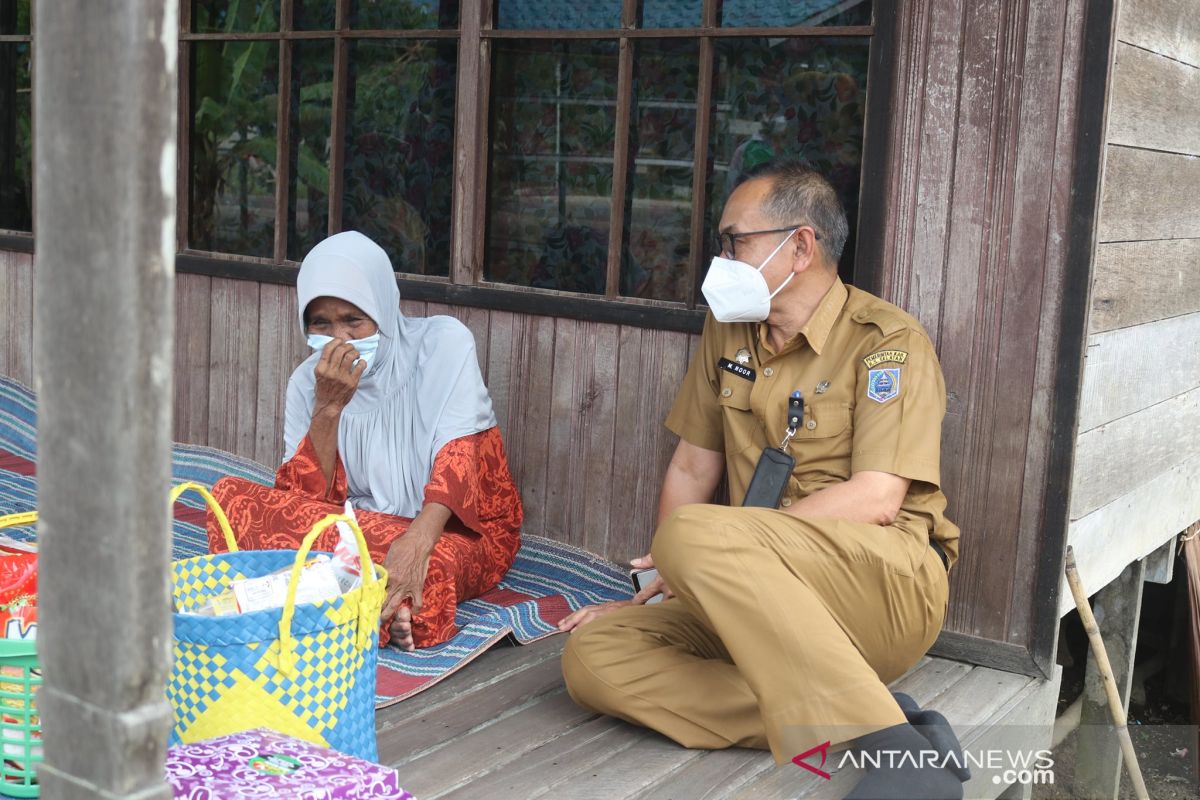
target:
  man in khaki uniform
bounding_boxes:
[559,162,964,799]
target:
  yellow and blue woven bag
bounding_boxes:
[167,482,387,761]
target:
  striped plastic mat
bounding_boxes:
[0,375,630,705]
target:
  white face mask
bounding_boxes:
[701,229,799,323]
[307,332,382,373]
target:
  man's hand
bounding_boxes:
[558,553,673,633]
[630,554,675,604]
[313,338,366,414]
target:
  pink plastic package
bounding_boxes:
[165,728,415,799]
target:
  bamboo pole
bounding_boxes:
[1063,546,1150,800]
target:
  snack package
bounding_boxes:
[332,501,364,594]
[0,555,37,640]
[189,589,240,617]
[231,556,342,614]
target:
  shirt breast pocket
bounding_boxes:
[791,400,853,478]
[717,374,759,454]
[795,400,851,439]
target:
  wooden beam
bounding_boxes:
[327,0,350,234]
[273,28,292,262]
[449,0,486,284]
[481,25,874,39]
[684,0,717,308]
[604,0,637,299]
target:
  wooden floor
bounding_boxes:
[375,635,1061,800]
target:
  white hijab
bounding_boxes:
[283,231,497,518]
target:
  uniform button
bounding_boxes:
[721,388,732,397]
[806,419,817,430]
[763,367,774,377]
[781,498,793,507]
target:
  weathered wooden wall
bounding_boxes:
[0,250,33,388]
[0,254,691,562]
[173,272,693,564]
[1060,0,1200,616]
[869,0,1091,672]
[0,0,1111,674]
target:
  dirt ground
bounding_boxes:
[1033,577,1199,799]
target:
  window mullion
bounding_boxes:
[604,0,638,299]
[273,32,292,263]
[450,0,488,285]
[684,0,718,308]
[327,0,350,235]
[176,0,192,252]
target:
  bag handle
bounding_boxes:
[169,481,237,553]
[277,512,381,674]
[0,511,37,530]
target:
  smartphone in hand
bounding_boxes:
[630,568,664,604]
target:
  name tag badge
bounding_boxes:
[718,357,755,381]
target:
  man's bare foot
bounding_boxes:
[388,605,415,652]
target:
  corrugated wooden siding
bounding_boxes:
[1061,0,1200,615]
[873,0,1088,657]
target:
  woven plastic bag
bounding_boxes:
[168,482,387,761]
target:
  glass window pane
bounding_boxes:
[623,38,698,302]
[0,43,31,232]
[706,36,869,278]
[189,41,279,257]
[291,0,335,30]
[720,0,871,27]
[486,40,619,294]
[0,0,31,36]
[495,0,620,31]
[286,40,334,260]
[192,0,280,33]
[348,0,459,29]
[641,0,701,28]
[341,39,457,276]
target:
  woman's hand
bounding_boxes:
[557,553,673,633]
[313,338,366,415]
[381,526,437,619]
[379,503,452,651]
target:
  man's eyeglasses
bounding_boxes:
[714,225,821,260]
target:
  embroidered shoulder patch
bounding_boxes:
[867,368,901,403]
[862,350,908,369]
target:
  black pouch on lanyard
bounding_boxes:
[742,390,804,509]
[742,447,795,508]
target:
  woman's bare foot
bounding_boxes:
[388,605,415,652]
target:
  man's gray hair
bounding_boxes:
[740,160,850,264]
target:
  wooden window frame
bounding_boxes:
[1,0,886,333]
[0,0,33,247]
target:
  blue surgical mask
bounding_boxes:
[307,332,382,373]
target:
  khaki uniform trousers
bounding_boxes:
[562,503,949,764]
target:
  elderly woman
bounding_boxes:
[208,231,523,651]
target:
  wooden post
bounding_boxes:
[1070,553,1148,800]
[33,1,177,797]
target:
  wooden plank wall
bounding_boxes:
[0,0,1106,669]
[0,250,34,388]
[1061,0,1200,616]
[174,273,691,564]
[874,0,1087,655]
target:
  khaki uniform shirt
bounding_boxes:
[666,278,960,566]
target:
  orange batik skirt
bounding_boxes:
[207,426,523,649]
